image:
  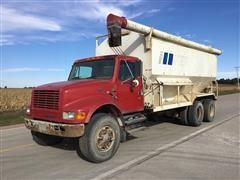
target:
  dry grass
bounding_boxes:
[0,88,32,112]
[218,84,239,91]
[218,84,240,95]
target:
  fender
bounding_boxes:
[63,94,122,123]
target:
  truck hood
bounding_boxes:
[35,79,113,108]
[36,79,110,90]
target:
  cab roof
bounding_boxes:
[73,55,137,64]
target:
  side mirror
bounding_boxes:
[131,79,139,87]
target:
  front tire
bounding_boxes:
[79,113,120,163]
[188,100,204,127]
[31,131,63,146]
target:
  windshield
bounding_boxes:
[68,59,115,80]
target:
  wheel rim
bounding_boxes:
[95,125,115,152]
[209,104,215,118]
[196,106,203,121]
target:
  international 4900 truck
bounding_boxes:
[25,14,222,163]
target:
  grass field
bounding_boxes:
[0,110,25,126]
[0,85,239,126]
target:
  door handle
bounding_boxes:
[106,89,118,99]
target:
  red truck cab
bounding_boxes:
[25,55,144,162]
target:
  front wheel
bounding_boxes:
[79,113,120,163]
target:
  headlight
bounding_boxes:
[63,112,75,120]
[62,111,87,121]
[26,107,30,115]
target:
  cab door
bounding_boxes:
[115,58,144,113]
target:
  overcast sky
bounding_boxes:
[1,0,239,87]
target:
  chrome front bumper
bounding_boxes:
[25,118,84,137]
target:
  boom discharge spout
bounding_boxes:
[107,14,221,55]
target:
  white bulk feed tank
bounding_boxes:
[96,14,222,111]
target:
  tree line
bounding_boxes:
[217,78,239,84]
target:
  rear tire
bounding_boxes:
[31,131,63,146]
[179,107,189,125]
[203,99,215,122]
[188,100,204,127]
[79,113,120,163]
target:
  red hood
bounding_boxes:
[35,79,113,109]
[36,79,110,91]
[30,79,113,124]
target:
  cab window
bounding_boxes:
[118,60,141,81]
[69,59,115,80]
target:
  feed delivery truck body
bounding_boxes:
[25,14,222,162]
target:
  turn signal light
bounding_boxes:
[75,111,87,121]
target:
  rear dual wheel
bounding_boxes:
[203,99,216,122]
[188,100,204,127]
[179,106,189,125]
[179,99,215,127]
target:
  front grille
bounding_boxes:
[33,90,60,110]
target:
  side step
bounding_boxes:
[124,113,147,126]
[124,113,147,133]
